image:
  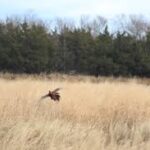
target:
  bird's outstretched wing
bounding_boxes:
[52,88,62,93]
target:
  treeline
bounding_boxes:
[0,15,150,77]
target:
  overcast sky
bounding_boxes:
[0,0,150,19]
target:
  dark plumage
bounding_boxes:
[41,88,61,101]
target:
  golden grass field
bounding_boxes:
[1,73,150,150]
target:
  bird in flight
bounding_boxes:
[40,88,61,101]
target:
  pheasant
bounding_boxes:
[41,88,61,101]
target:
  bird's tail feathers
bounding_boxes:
[40,94,49,100]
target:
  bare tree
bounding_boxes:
[127,15,149,39]
[90,16,107,37]
[80,15,91,31]
[112,14,129,33]
[80,15,107,37]
[54,17,75,34]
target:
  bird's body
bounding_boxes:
[41,88,61,101]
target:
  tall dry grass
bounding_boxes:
[0,74,150,149]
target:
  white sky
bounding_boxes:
[0,0,150,19]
